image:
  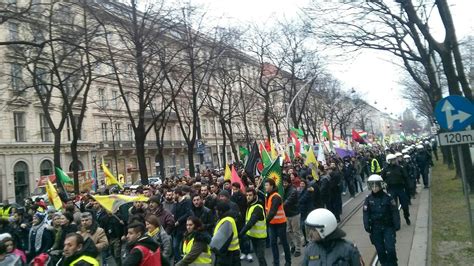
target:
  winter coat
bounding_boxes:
[192,206,216,235]
[77,223,109,253]
[176,231,211,266]
[283,185,300,217]
[123,236,159,266]
[153,206,175,235]
[173,197,193,234]
[147,226,172,266]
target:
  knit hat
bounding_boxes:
[218,190,230,199]
[0,233,12,242]
[149,195,161,205]
[34,212,46,221]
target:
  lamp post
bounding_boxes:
[285,77,316,136]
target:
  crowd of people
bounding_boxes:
[0,137,436,266]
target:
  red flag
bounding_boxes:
[352,129,366,144]
[264,139,271,152]
[231,166,245,193]
[290,131,301,157]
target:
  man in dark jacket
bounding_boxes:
[326,163,343,222]
[123,222,159,266]
[283,176,302,257]
[98,210,124,266]
[59,233,99,266]
[192,194,215,235]
[148,195,175,235]
[342,159,356,197]
[201,184,217,212]
[173,186,193,262]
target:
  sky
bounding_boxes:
[190,0,473,119]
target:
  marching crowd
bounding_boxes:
[0,138,436,266]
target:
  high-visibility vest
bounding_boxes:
[182,236,212,265]
[265,192,287,224]
[70,255,99,266]
[213,216,239,251]
[245,203,267,238]
[0,206,11,220]
[371,158,381,174]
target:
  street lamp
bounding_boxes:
[285,76,316,136]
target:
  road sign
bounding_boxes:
[196,139,205,155]
[434,95,474,131]
[430,126,437,135]
[438,130,474,146]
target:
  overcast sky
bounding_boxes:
[190,0,473,119]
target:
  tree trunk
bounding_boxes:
[187,143,195,177]
[264,101,272,140]
[70,139,80,194]
[221,121,227,164]
[225,122,239,163]
[135,130,149,184]
[53,131,62,168]
[155,129,166,179]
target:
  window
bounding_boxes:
[127,124,133,141]
[112,90,118,109]
[40,160,53,176]
[98,88,106,108]
[33,26,44,43]
[11,63,22,91]
[14,112,26,142]
[201,119,208,134]
[14,161,29,204]
[101,123,108,141]
[115,123,121,141]
[66,115,81,141]
[8,22,19,41]
[36,68,48,94]
[69,160,84,172]
[40,114,52,142]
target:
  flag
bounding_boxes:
[290,127,304,138]
[317,143,326,165]
[290,132,301,157]
[92,194,149,213]
[231,166,245,193]
[259,141,272,169]
[400,132,406,141]
[224,164,231,181]
[239,146,250,162]
[322,121,335,152]
[262,157,284,196]
[46,180,63,210]
[270,138,278,160]
[358,131,368,139]
[101,158,123,189]
[91,169,97,192]
[304,147,319,181]
[55,167,73,185]
[245,142,261,181]
[352,129,366,144]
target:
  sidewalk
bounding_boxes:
[341,185,430,266]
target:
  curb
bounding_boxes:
[408,185,430,265]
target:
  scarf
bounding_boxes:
[29,219,47,252]
[147,227,160,237]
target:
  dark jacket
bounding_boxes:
[283,185,300,217]
[176,231,211,266]
[363,190,400,232]
[58,224,78,251]
[153,206,175,235]
[192,205,215,235]
[173,197,193,234]
[230,190,247,219]
[298,187,314,218]
[302,228,361,266]
[123,236,159,266]
[61,237,99,266]
[381,164,408,186]
[98,212,124,240]
[204,194,217,212]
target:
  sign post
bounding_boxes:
[435,95,474,248]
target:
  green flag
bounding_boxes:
[239,146,250,161]
[55,167,73,184]
[290,127,304,138]
[262,157,284,196]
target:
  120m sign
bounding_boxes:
[438,130,474,146]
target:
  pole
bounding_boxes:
[285,77,315,135]
[456,145,474,248]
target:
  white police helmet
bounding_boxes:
[403,155,410,159]
[367,174,385,190]
[402,149,408,154]
[386,154,397,163]
[367,174,383,182]
[305,208,337,240]
[395,152,403,157]
[416,145,424,149]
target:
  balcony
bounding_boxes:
[98,140,188,150]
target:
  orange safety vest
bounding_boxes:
[265,192,287,224]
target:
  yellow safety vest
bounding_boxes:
[371,159,381,174]
[70,255,99,266]
[213,216,239,251]
[0,207,11,220]
[182,237,212,265]
[245,203,267,238]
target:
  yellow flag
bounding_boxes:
[92,194,149,213]
[304,148,319,181]
[46,180,63,210]
[101,158,123,189]
[270,138,278,160]
[224,164,231,181]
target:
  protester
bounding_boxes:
[176,216,212,266]
[123,222,160,266]
[27,212,54,261]
[145,214,172,266]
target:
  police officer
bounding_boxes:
[402,154,417,200]
[381,154,411,225]
[369,153,382,175]
[415,145,433,188]
[363,175,400,266]
[302,208,362,266]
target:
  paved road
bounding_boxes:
[105,188,368,266]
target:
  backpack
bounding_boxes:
[134,245,162,266]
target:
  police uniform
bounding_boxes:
[302,229,362,266]
[381,164,410,223]
[363,190,400,266]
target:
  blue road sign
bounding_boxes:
[434,95,474,131]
